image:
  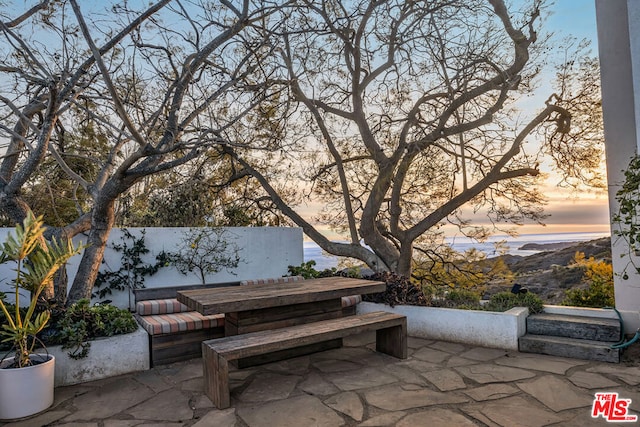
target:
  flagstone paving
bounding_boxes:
[3,333,640,427]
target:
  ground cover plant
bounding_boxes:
[1,298,138,360]
[292,263,544,313]
[46,299,138,359]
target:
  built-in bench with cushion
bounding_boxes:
[238,276,304,285]
[134,277,306,366]
[202,311,407,409]
[134,283,237,366]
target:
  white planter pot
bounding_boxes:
[0,354,55,420]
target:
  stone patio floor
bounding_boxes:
[3,332,640,427]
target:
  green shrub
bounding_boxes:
[287,260,337,279]
[48,299,138,359]
[428,287,483,310]
[562,281,614,308]
[446,288,481,305]
[484,291,544,314]
[561,253,614,308]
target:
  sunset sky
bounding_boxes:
[472,0,613,237]
[439,0,611,237]
[7,1,612,239]
[519,0,610,235]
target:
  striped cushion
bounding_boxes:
[240,276,304,286]
[341,295,362,308]
[136,298,191,315]
[136,312,225,335]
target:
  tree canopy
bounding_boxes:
[225,0,604,277]
[0,0,289,303]
[0,0,604,303]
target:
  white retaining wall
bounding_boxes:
[0,226,303,309]
[49,326,149,386]
[357,302,529,350]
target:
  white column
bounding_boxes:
[629,1,640,148]
[596,0,640,332]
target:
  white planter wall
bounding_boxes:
[357,302,529,350]
[0,226,303,309]
[47,326,149,387]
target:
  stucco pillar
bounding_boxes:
[596,0,640,331]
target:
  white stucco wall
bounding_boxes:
[357,302,528,351]
[596,0,640,332]
[49,326,149,386]
[0,226,303,309]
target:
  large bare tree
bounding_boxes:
[0,0,604,303]
[225,0,604,277]
[0,0,286,304]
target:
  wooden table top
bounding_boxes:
[176,277,386,315]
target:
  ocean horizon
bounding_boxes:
[303,231,611,271]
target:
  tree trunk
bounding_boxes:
[396,243,414,278]
[45,215,92,305]
[66,199,115,305]
[53,267,68,306]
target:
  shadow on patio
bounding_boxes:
[4,332,640,427]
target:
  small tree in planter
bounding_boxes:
[168,227,242,285]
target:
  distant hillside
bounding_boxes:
[518,241,585,251]
[483,237,612,304]
[505,237,611,273]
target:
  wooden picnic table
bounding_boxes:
[177,276,386,335]
[177,277,386,365]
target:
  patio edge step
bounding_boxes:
[518,334,620,363]
[526,313,621,342]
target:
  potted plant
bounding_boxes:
[0,213,83,420]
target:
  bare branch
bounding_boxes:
[69,0,148,148]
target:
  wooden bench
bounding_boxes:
[202,311,407,409]
[134,282,238,366]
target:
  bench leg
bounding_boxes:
[376,319,408,359]
[203,343,231,409]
